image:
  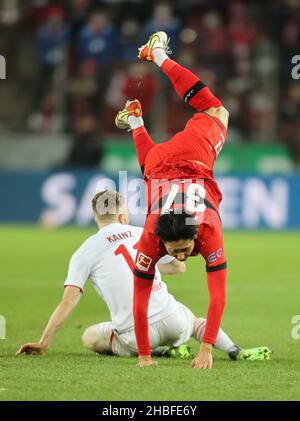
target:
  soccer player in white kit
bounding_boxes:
[17,190,271,362]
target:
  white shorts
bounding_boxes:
[95,302,194,357]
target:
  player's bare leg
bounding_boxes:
[82,323,113,355]
[83,323,159,362]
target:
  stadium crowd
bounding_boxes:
[0,0,299,165]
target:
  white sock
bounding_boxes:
[128,115,144,130]
[193,318,236,354]
[153,48,168,67]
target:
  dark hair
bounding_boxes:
[155,211,198,243]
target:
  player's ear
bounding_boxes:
[118,213,126,224]
[121,213,129,225]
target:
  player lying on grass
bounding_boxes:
[115,31,234,368]
[17,190,271,363]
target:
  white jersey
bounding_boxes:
[64,223,177,333]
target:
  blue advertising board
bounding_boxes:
[1,171,300,229]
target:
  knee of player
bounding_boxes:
[216,106,230,119]
[82,326,98,350]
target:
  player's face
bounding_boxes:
[164,239,195,261]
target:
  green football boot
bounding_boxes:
[152,344,192,359]
[229,346,272,361]
[168,344,192,359]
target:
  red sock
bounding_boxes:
[161,58,222,111]
[132,126,155,175]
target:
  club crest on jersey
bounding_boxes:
[136,252,152,271]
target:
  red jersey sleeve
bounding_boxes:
[133,226,164,356]
[199,213,227,345]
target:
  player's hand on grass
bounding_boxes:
[16,342,46,355]
[190,343,213,369]
[137,355,158,367]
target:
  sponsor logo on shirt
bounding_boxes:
[136,252,152,271]
[207,248,223,264]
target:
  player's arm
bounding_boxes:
[133,231,161,367]
[16,286,82,355]
[133,274,157,367]
[191,266,226,369]
[157,258,186,275]
[191,224,227,369]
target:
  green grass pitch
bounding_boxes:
[0,225,300,401]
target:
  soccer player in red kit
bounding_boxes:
[115,32,230,369]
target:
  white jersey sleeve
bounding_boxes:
[64,250,91,292]
[64,232,107,292]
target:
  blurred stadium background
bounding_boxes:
[0,0,299,228]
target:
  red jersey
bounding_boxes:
[144,112,226,177]
[133,112,227,356]
[135,169,226,279]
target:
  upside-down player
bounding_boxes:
[16,190,271,362]
[115,31,232,368]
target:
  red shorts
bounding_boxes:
[144,112,227,177]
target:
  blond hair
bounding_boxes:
[92,190,125,222]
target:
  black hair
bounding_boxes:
[155,210,198,243]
